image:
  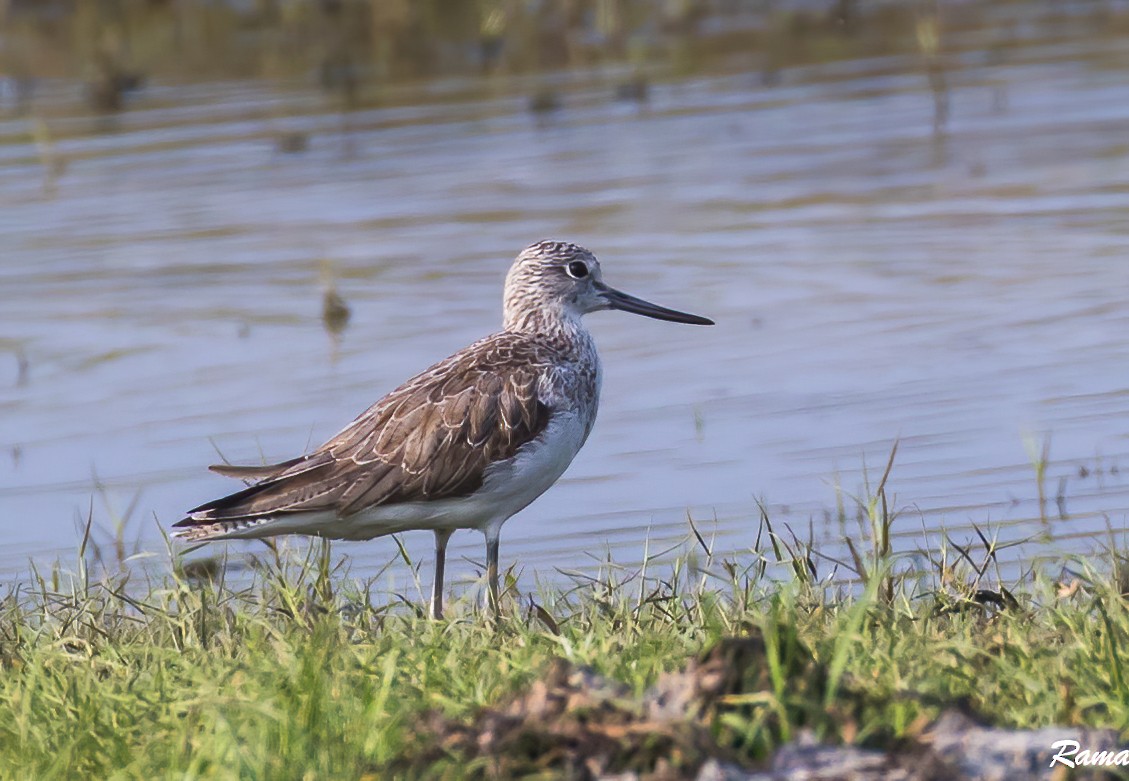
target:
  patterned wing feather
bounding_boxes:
[174,334,556,527]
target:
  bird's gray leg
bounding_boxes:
[484,527,501,619]
[430,529,453,620]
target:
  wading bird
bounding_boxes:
[174,241,713,617]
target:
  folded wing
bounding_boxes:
[174,336,554,529]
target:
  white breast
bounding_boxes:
[480,409,591,518]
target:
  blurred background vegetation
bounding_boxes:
[9,0,1125,115]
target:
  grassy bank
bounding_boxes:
[1,513,1128,780]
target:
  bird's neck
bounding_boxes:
[504,305,594,357]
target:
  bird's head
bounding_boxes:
[503,240,714,332]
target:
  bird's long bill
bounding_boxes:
[597,282,715,326]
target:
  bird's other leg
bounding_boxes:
[430,529,453,620]
[484,527,501,620]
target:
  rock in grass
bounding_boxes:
[398,633,812,778]
[918,710,1119,781]
[398,631,1120,781]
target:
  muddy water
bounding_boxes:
[3,9,1129,589]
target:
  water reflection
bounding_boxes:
[2,2,1129,585]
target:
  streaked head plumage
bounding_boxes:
[503,240,715,333]
[503,240,603,326]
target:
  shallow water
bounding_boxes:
[3,5,1129,590]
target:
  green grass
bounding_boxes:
[1,516,1128,780]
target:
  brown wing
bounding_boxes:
[175,334,555,527]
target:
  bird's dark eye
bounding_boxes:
[565,260,589,279]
